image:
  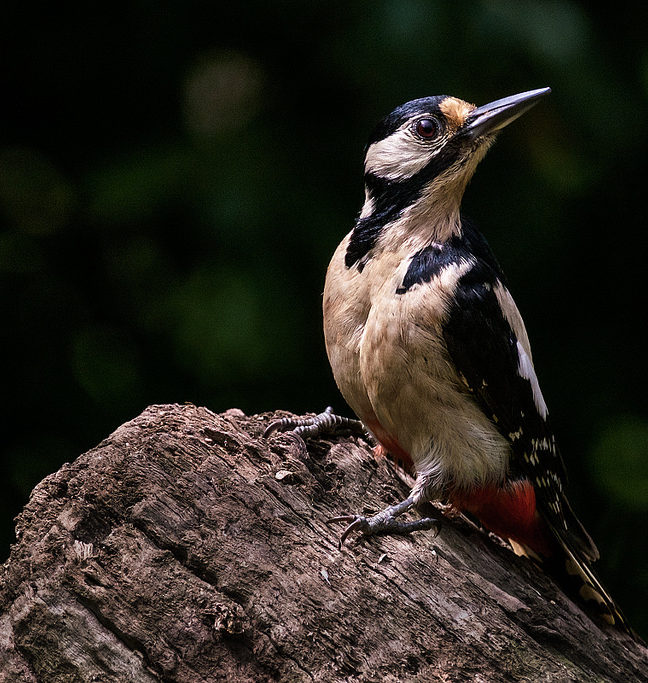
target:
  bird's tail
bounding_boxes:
[544,511,642,643]
[559,538,630,629]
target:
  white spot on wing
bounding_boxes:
[509,427,523,441]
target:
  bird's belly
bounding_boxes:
[359,288,510,496]
[324,238,509,494]
[323,236,378,430]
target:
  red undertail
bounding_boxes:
[365,418,550,556]
[451,480,555,558]
[367,427,637,636]
[365,416,551,556]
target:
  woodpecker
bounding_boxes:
[266,88,634,635]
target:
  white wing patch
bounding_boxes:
[493,279,548,419]
[493,280,532,360]
[516,340,548,419]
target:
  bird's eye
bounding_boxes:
[415,118,439,139]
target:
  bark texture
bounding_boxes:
[1,403,646,682]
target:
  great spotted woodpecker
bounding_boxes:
[267,88,634,636]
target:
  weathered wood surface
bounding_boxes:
[1,403,646,682]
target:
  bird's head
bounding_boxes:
[365,87,550,187]
[359,88,550,242]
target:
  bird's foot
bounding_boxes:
[328,496,440,548]
[263,406,366,440]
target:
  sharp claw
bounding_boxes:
[339,518,368,548]
[326,515,372,548]
[327,499,441,548]
[327,515,359,525]
[263,420,283,438]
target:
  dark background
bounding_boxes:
[2,2,647,635]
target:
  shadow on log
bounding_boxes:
[1,403,646,682]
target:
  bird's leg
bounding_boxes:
[328,496,440,548]
[265,411,439,546]
[263,406,366,440]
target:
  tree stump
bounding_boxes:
[1,404,646,682]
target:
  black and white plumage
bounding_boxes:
[318,89,633,634]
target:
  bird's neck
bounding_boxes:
[361,177,466,255]
[348,138,491,267]
[345,167,477,269]
[378,182,464,254]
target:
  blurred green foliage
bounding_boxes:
[2,1,647,634]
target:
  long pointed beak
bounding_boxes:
[464,87,551,139]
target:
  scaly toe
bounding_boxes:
[264,407,365,440]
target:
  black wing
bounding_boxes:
[400,222,597,561]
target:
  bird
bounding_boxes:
[265,88,633,636]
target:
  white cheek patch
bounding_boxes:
[364,130,438,181]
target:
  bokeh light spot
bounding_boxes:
[591,415,648,510]
[70,325,143,406]
[0,147,75,235]
[162,264,268,382]
[184,51,264,138]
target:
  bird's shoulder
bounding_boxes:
[395,220,566,474]
[395,218,503,292]
[393,219,509,329]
